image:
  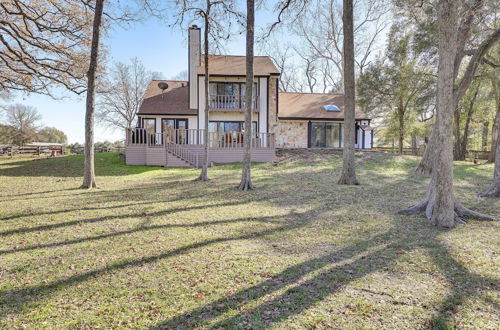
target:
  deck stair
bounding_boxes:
[165,143,199,168]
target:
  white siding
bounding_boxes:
[258,77,268,133]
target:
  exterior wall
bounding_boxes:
[276,119,373,149]
[125,144,275,167]
[189,27,200,109]
[268,77,278,135]
[209,112,258,122]
[139,115,197,133]
[276,120,308,148]
[258,77,268,133]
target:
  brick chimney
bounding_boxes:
[188,25,200,109]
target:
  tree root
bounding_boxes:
[478,185,500,198]
[237,179,255,191]
[398,198,495,226]
[412,165,432,175]
[337,175,359,185]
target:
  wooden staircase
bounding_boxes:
[165,143,199,168]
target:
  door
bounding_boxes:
[162,119,188,144]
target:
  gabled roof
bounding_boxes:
[198,55,280,76]
[137,80,196,115]
[278,92,369,120]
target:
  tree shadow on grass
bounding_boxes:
[0,153,174,178]
[0,209,313,319]
[151,222,498,329]
[425,240,499,329]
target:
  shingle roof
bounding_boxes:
[278,92,369,120]
[137,80,196,115]
[198,55,280,76]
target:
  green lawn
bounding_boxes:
[0,152,498,329]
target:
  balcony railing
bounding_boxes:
[208,94,258,111]
[126,128,274,149]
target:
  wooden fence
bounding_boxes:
[372,147,491,160]
[0,146,64,156]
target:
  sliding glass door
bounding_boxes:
[310,122,342,148]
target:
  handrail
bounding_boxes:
[208,94,258,110]
[126,128,275,150]
[165,142,199,167]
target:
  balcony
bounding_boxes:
[208,94,258,112]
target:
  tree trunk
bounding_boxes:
[399,0,493,227]
[479,124,500,197]
[338,0,359,185]
[481,121,489,151]
[81,0,104,189]
[238,0,255,191]
[198,4,210,181]
[456,84,479,161]
[453,109,462,160]
[414,125,436,175]
[489,72,500,163]
[411,134,417,155]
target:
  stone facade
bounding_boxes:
[268,77,279,135]
[276,120,308,148]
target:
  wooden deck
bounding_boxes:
[125,128,275,167]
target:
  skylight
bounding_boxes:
[324,105,341,111]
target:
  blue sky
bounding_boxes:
[15,7,257,144]
[5,2,389,144]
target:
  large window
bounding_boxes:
[310,122,342,148]
[209,121,257,134]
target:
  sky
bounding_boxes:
[4,1,389,144]
[12,6,257,144]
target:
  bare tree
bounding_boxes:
[82,0,105,190]
[3,104,41,145]
[172,0,242,181]
[338,0,359,185]
[238,0,256,190]
[97,58,155,131]
[0,0,92,95]
[399,0,494,228]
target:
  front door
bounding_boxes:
[162,119,188,144]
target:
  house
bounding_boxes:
[125,25,372,167]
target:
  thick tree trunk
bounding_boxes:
[399,0,493,227]
[81,0,104,189]
[338,0,359,185]
[198,7,210,181]
[479,123,500,197]
[414,125,436,175]
[238,0,255,191]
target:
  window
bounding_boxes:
[142,118,156,132]
[209,82,258,109]
[324,105,341,111]
[209,121,257,135]
[310,122,342,148]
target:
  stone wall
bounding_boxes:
[276,120,308,148]
[268,77,278,134]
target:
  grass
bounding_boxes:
[0,152,498,329]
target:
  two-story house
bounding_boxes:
[125,25,373,167]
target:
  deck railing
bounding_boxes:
[165,143,199,167]
[126,128,275,149]
[208,94,258,110]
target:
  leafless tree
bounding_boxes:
[238,0,256,190]
[338,0,359,185]
[97,58,156,131]
[172,0,242,181]
[3,104,41,145]
[82,0,105,190]
[0,0,92,96]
